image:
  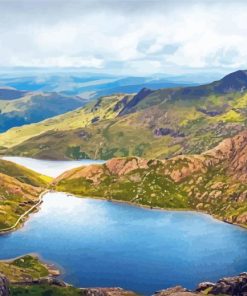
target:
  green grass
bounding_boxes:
[0,159,51,231]
[0,159,52,187]
[54,154,247,226]
[3,88,247,161]
[10,285,81,296]
[0,255,49,282]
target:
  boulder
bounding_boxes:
[197,272,247,296]
[80,287,138,296]
[153,286,198,296]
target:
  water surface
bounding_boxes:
[0,192,246,295]
[2,156,104,177]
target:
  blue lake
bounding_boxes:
[0,192,247,295]
[2,156,105,177]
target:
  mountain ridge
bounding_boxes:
[0,69,247,161]
[54,130,247,226]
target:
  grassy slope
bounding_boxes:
[0,255,49,282]
[10,285,82,296]
[54,129,247,226]
[0,255,82,296]
[5,90,247,160]
[0,159,51,230]
[0,91,86,133]
[0,94,132,150]
[1,70,247,160]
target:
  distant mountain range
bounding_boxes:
[0,72,202,99]
[1,69,246,161]
[0,89,87,132]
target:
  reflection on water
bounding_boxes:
[0,192,246,295]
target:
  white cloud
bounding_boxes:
[10,56,104,68]
[0,0,247,74]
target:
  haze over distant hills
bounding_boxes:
[1,69,246,161]
[0,70,221,99]
[0,70,216,133]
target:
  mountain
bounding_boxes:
[1,70,247,160]
[0,159,50,231]
[54,130,247,226]
[0,72,197,99]
[0,94,133,158]
[0,91,87,132]
[0,87,26,100]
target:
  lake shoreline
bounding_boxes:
[1,191,247,295]
[58,190,247,231]
[0,190,49,235]
[1,189,246,236]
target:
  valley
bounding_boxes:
[0,70,247,295]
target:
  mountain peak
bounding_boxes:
[214,69,247,93]
[119,87,153,115]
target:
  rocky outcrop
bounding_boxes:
[0,275,9,296]
[205,130,247,180]
[105,157,149,176]
[154,128,185,138]
[153,286,199,296]
[3,272,247,296]
[154,273,247,296]
[80,287,138,296]
[196,272,247,295]
[119,88,154,115]
[54,130,247,226]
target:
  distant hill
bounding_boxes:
[2,70,247,160]
[0,91,87,132]
[0,87,26,100]
[0,73,197,99]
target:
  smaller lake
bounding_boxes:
[2,156,105,177]
[0,192,246,295]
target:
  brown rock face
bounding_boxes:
[196,272,247,296]
[105,157,148,176]
[153,286,200,296]
[0,275,10,296]
[205,130,247,181]
[163,129,247,183]
[235,212,247,224]
[163,156,207,182]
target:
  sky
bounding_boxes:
[1,0,247,75]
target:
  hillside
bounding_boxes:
[0,94,133,158]
[54,130,247,226]
[0,87,26,100]
[1,70,247,160]
[0,159,51,231]
[0,91,87,132]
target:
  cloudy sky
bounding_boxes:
[1,0,247,75]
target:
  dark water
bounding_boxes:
[0,192,246,295]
